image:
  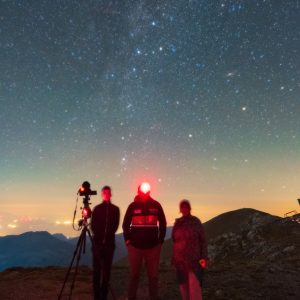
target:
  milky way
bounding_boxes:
[0,1,299,235]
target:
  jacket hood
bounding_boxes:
[134,195,154,202]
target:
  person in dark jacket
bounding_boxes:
[123,182,167,300]
[91,185,120,300]
[172,200,208,300]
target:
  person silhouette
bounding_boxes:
[123,183,167,300]
[172,200,208,300]
[91,186,120,300]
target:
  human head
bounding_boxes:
[101,185,112,202]
[137,182,151,201]
[179,199,191,217]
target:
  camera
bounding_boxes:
[78,181,97,222]
[79,181,97,197]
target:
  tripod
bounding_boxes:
[58,218,93,299]
[58,219,116,300]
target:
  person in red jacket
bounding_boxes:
[172,200,208,300]
[123,182,167,300]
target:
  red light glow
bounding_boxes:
[82,208,89,217]
[140,182,151,194]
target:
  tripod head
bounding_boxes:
[76,181,97,228]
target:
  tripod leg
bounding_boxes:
[86,228,94,253]
[68,229,86,300]
[83,230,86,254]
[58,232,84,300]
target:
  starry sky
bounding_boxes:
[0,0,299,236]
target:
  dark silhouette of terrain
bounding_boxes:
[0,208,299,299]
[0,227,172,271]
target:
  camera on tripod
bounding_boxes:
[79,181,97,197]
[59,180,98,299]
[78,181,97,223]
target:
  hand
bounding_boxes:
[199,259,208,269]
[125,240,130,246]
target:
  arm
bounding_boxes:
[171,220,177,242]
[199,221,208,259]
[122,204,132,243]
[158,203,167,243]
[91,206,98,235]
[112,207,120,233]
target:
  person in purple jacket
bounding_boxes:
[172,200,208,300]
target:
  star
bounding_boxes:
[0,0,298,238]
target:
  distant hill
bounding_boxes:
[203,207,276,240]
[52,233,69,242]
[0,231,81,271]
[0,226,172,271]
[61,232,128,264]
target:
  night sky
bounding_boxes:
[0,1,299,236]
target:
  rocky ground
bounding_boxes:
[0,266,180,300]
[0,259,299,300]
